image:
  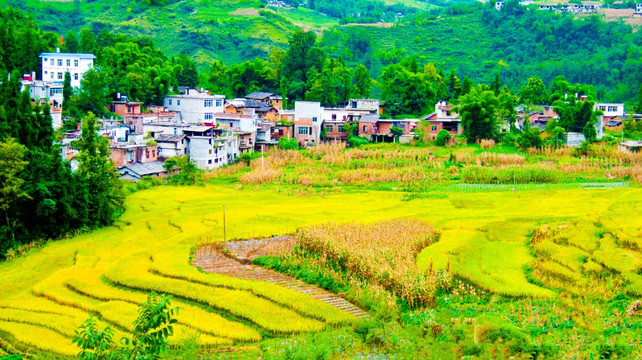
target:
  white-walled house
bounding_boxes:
[21,78,64,129]
[594,103,625,117]
[637,3,642,14]
[39,50,95,88]
[294,101,323,146]
[164,89,225,124]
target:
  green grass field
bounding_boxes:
[1,178,641,356]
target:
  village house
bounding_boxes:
[343,99,381,114]
[163,88,225,124]
[595,103,625,128]
[245,92,284,110]
[224,99,279,120]
[294,101,323,146]
[117,161,175,182]
[182,126,239,170]
[637,3,642,14]
[422,101,463,138]
[495,1,504,10]
[155,134,187,159]
[39,49,95,88]
[256,122,279,151]
[21,75,64,129]
[109,143,159,168]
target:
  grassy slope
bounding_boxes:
[1,181,641,354]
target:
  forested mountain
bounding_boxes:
[1,0,642,104]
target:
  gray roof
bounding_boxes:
[40,53,96,59]
[119,161,166,176]
[156,134,185,142]
[360,114,380,123]
[245,92,275,100]
[184,125,213,132]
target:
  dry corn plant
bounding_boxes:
[203,162,247,180]
[480,139,495,150]
[297,219,443,307]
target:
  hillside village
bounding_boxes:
[20,48,641,182]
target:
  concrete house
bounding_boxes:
[245,92,284,110]
[21,77,64,129]
[637,3,642,14]
[155,134,187,159]
[422,101,463,138]
[294,101,323,146]
[164,89,225,124]
[39,49,95,87]
[183,126,239,170]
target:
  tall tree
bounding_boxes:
[0,139,28,248]
[79,28,98,55]
[64,30,79,53]
[454,85,500,141]
[519,76,547,105]
[76,113,123,227]
[448,71,461,100]
[461,76,472,97]
[637,83,642,114]
[491,73,501,96]
[62,71,73,116]
[352,64,371,99]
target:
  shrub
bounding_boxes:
[434,129,451,146]
[278,138,299,150]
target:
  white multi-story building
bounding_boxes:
[39,49,96,87]
[594,103,625,117]
[164,89,225,124]
[637,3,642,14]
[183,126,239,170]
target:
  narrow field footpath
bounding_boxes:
[193,237,368,319]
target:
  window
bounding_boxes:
[608,106,618,112]
[338,126,346,133]
[66,59,71,66]
[204,99,214,107]
[152,150,156,157]
[50,73,54,80]
[216,99,223,107]
[127,105,132,113]
[204,113,213,120]
[363,125,367,132]
[312,117,318,122]
[208,159,212,164]
[209,149,212,155]
[74,73,79,81]
[50,59,54,66]
[44,58,47,62]
[57,72,63,80]
[325,125,334,132]
[146,150,150,158]
[44,71,48,75]
[599,106,606,111]
[74,60,79,67]
[431,125,438,131]
[57,59,63,66]
[177,100,181,106]
[298,126,310,135]
[331,114,337,120]
[169,99,173,106]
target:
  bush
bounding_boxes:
[434,129,451,146]
[461,166,562,184]
[278,138,299,150]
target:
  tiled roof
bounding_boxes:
[156,134,185,142]
[119,161,166,176]
[245,92,274,100]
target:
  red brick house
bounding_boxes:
[422,101,462,138]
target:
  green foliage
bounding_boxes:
[73,292,180,360]
[0,139,29,247]
[278,137,299,150]
[455,85,500,142]
[165,156,203,186]
[76,112,124,226]
[380,61,442,117]
[434,129,451,146]
[520,76,547,105]
[62,71,73,116]
[461,166,562,184]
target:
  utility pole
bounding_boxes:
[223,205,226,242]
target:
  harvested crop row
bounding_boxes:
[152,252,356,325]
[68,275,261,342]
[106,256,327,334]
[0,320,77,356]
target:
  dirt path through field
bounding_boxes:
[192,236,368,319]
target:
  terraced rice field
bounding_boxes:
[1,184,641,355]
